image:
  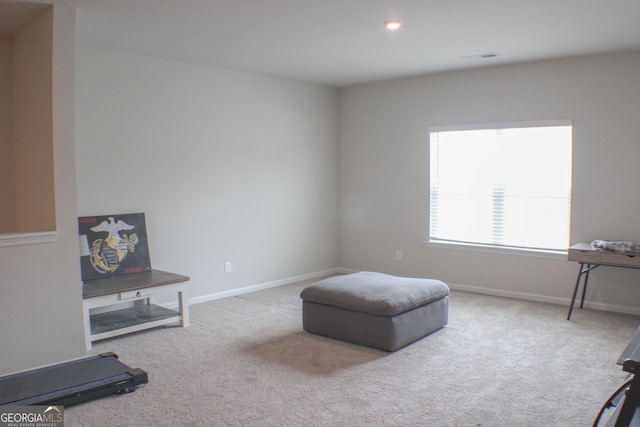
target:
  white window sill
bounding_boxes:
[0,231,58,247]
[423,240,567,260]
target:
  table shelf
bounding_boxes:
[90,304,181,335]
[82,270,189,349]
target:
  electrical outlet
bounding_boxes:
[224,261,232,274]
[395,250,402,261]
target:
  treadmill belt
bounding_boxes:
[0,352,147,407]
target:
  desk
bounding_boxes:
[567,243,640,320]
[82,270,189,349]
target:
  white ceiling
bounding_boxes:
[7,0,640,87]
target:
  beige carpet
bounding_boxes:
[66,276,639,426]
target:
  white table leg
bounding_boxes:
[83,302,93,350]
[179,289,189,327]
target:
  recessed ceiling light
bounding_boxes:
[384,20,402,30]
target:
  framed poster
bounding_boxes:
[78,212,152,281]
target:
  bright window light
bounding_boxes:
[429,121,572,252]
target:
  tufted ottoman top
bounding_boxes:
[300,271,449,317]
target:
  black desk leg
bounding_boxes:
[567,263,597,320]
[580,267,591,309]
[567,263,585,320]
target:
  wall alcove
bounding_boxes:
[0,2,57,246]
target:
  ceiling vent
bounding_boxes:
[461,52,498,60]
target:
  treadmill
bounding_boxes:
[0,352,147,407]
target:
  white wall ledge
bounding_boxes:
[0,231,58,247]
[423,240,567,260]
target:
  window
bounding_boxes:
[428,121,572,253]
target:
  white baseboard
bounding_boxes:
[448,282,640,317]
[164,267,640,317]
[447,282,567,306]
[163,268,344,309]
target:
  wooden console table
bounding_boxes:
[567,242,640,320]
[82,270,189,349]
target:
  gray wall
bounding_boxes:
[3,21,638,377]
[75,48,340,303]
[338,50,640,314]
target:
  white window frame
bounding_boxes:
[425,119,572,260]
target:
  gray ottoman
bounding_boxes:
[300,271,449,352]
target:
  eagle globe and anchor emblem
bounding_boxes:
[89,217,140,274]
